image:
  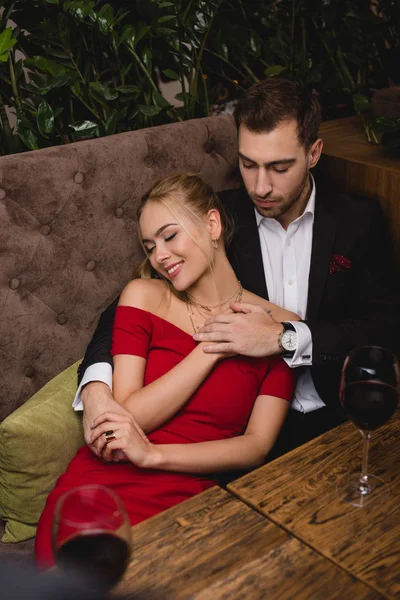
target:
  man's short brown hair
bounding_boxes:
[234,78,321,149]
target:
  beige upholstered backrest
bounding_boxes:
[0,116,239,420]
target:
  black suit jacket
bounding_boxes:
[78,183,400,408]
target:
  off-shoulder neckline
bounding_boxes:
[116,305,196,341]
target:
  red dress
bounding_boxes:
[35,306,293,567]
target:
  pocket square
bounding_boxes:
[329,254,352,275]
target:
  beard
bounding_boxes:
[251,170,311,221]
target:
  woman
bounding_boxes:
[35,173,298,567]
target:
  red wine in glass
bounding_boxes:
[56,530,130,589]
[339,346,399,507]
[53,485,131,590]
[342,380,398,431]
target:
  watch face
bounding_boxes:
[281,330,298,351]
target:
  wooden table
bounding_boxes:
[318,116,400,266]
[115,485,382,599]
[228,410,400,599]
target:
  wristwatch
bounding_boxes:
[278,322,298,357]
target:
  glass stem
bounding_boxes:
[359,430,371,494]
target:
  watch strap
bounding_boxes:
[281,321,296,332]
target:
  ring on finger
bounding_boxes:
[105,430,116,442]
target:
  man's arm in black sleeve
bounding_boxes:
[77,296,119,385]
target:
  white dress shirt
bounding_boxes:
[256,176,325,413]
[74,178,325,413]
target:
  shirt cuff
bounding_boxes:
[72,363,113,412]
[283,321,313,367]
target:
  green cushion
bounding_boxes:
[0,361,85,543]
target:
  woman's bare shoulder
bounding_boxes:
[119,278,170,311]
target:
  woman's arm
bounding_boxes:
[91,393,290,472]
[266,303,300,323]
[115,345,219,433]
[113,279,220,433]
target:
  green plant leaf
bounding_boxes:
[157,15,176,24]
[64,1,95,19]
[116,85,141,98]
[353,93,370,113]
[14,59,24,82]
[374,116,400,133]
[25,56,69,76]
[17,119,39,151]
[69,120,99,138]
[104,109,118,135]
[37,101,55,137]
[0,28,17,63]
[137,104,162,116]
[120,63,133,79]
[54,107,64,118]
[264,65,286,77]
[89,82,118,102]
[175,92,191,103]
[162,69,179,80]
[152,89,172,110]
[46,48,70,59]
[135,25,152,45]
[156,27,176,35]
[120,25,136,48]
[97,4,114,35]
[35,72,77,95]
[142,47,152,67]
[158,2,175,6]
[45,0,60,4]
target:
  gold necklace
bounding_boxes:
[185,282,243,334]
[185,282,243,313]
[186,301,199,333]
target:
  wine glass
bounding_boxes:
[339,346,399,507]
[53,484,131,590]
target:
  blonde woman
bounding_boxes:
[36,173,298,567]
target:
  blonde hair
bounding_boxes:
[134,173,235,287]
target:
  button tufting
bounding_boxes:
[144,157,153,168]
[86,260,96,272]
[40,225,51,236]
[9,278,20,290]
[25,366,35,378]
[114,207,124,218]
[204,141,214,154]
[74,172,84,184]
[57,313,67,325]
[0,188,6,200]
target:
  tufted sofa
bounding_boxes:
[0,115,239,563]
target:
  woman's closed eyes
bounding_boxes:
[145,232,177,254]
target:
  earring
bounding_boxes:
[212,237,219,249]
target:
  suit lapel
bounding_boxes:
[307,196,337,319]
[225,185,339,311]
[227,188,269,299]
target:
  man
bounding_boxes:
[74,78,400,458]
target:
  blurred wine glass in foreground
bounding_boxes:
[339,346,399,507]
[53,485,131,590]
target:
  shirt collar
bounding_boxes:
[255,174,316,228]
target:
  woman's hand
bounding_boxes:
[90,411,158,467]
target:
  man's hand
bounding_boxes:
[193,302,284,358]
[81,382,130,460]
